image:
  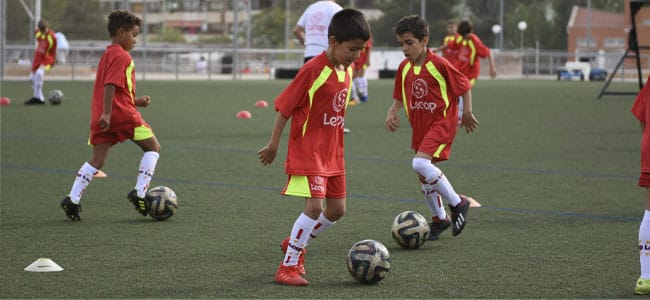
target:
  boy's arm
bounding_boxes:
[293,25,305,45]
[385,100,403,132]
[258,112,289,165]
[487,52,497,78]
[99,84,115,132]
[460,89,479,133]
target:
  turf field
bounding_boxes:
[0,78,645,298]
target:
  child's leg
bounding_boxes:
[354,74,368,102]
[422,189,448,220]
[32,67,45,101]
[283,199,321,267]
[68,143,111,204]
[412,156,461,206]
[640,189,650,279]
[305,197,344,246]
[133,135,161,198]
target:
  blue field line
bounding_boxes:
[1,164,640,223]
[1,134,637,180]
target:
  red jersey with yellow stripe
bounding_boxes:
[353,38,372,70]
[32,29,57,72]
[632,76,650,173]
[274,52,352,176]
[453,33,490,82]
[441,33,459,63]
[91,44,145,135]
[393,49,471,152]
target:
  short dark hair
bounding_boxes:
[394,15,429,41]
[37,20,48,31]
[328,8,371,42]
[107,10,143,37]
[457,20,474,36]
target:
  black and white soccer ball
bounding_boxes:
[391,211,430,249]
[347,239,391,284]
[48,89,63,105]
[145,186,178,221]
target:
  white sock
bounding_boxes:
[283,213,316,267]
[413,157,461,206]
[68,162,98,204]
[134,151,159,198]
[305,212,336,246]
[355,77,368,100]
[422,189,448,220]
[457,96,464,124]
[350,80,359,101]
[640,210,650,278]
[33,68,45,101]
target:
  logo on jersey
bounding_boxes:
[410,79,435,113]
[412,78,428,99]
[308,12,327,33]
[323,89,347,129]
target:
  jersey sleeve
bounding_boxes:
[437,57,471,98]
[274,67,312,118]
[392,60,406,101]
[632,77,650,123]
[471,34,490,58]
[103,51,130,89]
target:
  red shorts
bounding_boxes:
[418,136,453,163]
[90,123,153,146]
[281,174,346,199]
[639,172,650,187]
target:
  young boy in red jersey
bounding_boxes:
[24,19,57,105]
[632,76,650,295]
[258,8,370,286]
[432,19,459,63]
[350,37,372,105]
[385,15,477,241]
[60,10,160,221]
[454,20,496,86]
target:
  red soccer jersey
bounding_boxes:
[353,38,373,70]
[393,49,471,152]
[275,52,352,176]
[453,33,490,81]
[632,76,650,173]
[441,34,459,63]
[31,29,57,72]
[91,44,145,135]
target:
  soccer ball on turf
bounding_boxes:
[145,186,178,220]
[347,239,391,284]
[48,89,63,105]
[391,211,430,249]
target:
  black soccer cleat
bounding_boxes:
[127,189,148,216]
[24,97,45,105]
[60,196,81,221]
[427,216,451,240]
[449,195,470,236]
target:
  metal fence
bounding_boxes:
[2,43,648,81]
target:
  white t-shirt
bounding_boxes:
[296,1,342,58]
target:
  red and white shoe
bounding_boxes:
[274,263,308,286]
[280,237,306,275]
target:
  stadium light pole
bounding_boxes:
[491,24,501,49]
[518,21,527,53]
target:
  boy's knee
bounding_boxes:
[325,207,345,222]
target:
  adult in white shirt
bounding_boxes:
[293,0,342,63]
